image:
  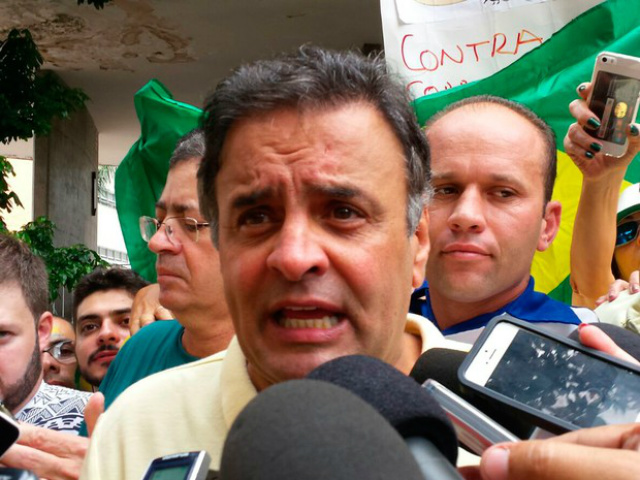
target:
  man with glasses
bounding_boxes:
[94,129,234,416]
[0,234,91,434]
[42,316,78,389]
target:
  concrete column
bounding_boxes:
[34,106,98,250]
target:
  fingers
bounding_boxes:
[458,466,483,480]
[84,392,105,438]
[1,443,82,480]
[568,96,600,132]
[629,270,640,295]
[154,305,174,321]
[550,423,640,451]
[480,440,640,480]
[3,424,90,480]
[129,284,164,335]
[564,122,603,164]
[602,279,630,304]
[576,82,592,100]
[578,324,640,365]
[16,423,88,457]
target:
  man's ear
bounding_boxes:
[537,200,562,252]
[411,208,430,288]
[37,311,53,351]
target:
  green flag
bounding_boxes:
[115,79,202,281]
[413,0,640,304]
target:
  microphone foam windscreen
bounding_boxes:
[307,355,458,464]
[569,323,640,362]
[410,348,468,389]
[219,379,424,480]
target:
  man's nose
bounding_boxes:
[447,189,486,233]
[148,223,181,254]
[42,352,59,372]
[266,216,329,282]
[98,320,122,344]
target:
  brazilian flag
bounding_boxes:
[413,0,640,304]
[115,80,201,282]
[116,0,640,302]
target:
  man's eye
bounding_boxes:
[332,206,360,220]
[433,186,457,196]
[239,210,271,226]
[122,317,130,326]
[81,323,98,334]
[495,189,516,198]
[60,344,75,355]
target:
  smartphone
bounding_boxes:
[0,403,20,459]
[422,379,518,454]
[141,451,211,480]
[459,315,640,434]
[585,52,640,157]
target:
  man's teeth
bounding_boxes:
[280,316,339,329]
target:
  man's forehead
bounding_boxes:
[77,289,133,314]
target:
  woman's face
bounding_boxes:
[614,211,640,280]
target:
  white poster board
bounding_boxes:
[382,0,605,99]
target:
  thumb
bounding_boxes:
[85,392,105,437]
[481,440,639,480]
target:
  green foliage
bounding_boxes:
[0,29,88,144]
[0,155,23,230]
[0,27,107,306]
[15,217,108,302]
[77,0,111,9]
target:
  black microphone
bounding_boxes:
[308,355,462,480]
[219,379,426,480]
[410,348,535,439]
[568,322,640,362]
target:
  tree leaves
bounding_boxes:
[0,29,88,144]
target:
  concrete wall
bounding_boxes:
[34,107,98,250]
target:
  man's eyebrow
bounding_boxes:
[308,185,361,199]
[77,308,131,324]
[77,314,101,324]
[230,188,276,209]
[431,172,524,185]
[155,201,195,215]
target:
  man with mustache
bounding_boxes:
[73,268,148,388]
[411,95,598,343]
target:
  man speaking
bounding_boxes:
[82,46,464,478]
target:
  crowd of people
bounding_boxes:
[1,45,639,479]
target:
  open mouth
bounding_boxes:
[274,306,341,329]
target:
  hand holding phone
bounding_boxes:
[459,315,640,434]
[585,52,640,157]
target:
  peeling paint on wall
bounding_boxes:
[0,0,194,71]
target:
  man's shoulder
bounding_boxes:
[32,381,92,404]
[108,350,227,409]
[16,382,91,433]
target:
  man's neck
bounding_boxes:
[179,311,235,358]
[428,278,530,331]
[12,376,43,416]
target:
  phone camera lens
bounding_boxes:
[603,57,608,63]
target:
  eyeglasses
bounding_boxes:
[139,216,210,246]
[42,340,76,364]
[616,220,640,247]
